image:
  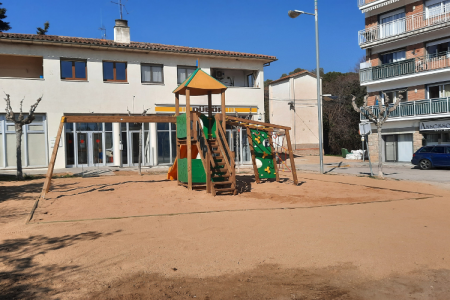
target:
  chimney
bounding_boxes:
[114,19,130,44]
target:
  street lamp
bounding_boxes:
[288,1,324,174]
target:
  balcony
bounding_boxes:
[360,52,450,83]
[358,9,450,46]
[358,0,381,7]
[360,98,450,121]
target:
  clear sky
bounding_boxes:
[2,0,365,80]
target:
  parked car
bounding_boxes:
[411,146,450,170]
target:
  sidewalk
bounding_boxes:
[294,155,450,188]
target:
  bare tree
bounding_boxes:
[4,94,42,180]
[127,107,149,176]
[351,92,403,178]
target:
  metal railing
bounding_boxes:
[360,97,450,120]
[360,52,450,83]
[358,9,450,45]
[358,0,378,7]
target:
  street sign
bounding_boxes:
[359,122,372,136]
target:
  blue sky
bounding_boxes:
[2,0,365,80]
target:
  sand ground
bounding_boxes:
[1,171,450,300]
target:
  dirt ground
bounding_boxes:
[1,171,450,299]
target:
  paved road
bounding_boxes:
[297,160,450,189]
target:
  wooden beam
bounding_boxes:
[246,128,260,184]
[268,133,280,182]
[285,129,298,185]
[64,115,176,123]
[186,88,192,191]
[221,90,226,131]
[41,117,65,198]
[175,93,180,116]
[226,116,291,130]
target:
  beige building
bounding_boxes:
[268,71,320,155]
[0,20,276,170]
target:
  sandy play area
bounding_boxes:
[1,171,450,299]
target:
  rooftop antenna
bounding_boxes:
[99,10,107,39]
[111,0,129,20]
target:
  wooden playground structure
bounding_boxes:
[40,69,298,198]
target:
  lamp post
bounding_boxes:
[288,1,324,174]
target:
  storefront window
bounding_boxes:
[1,114,47,168]
[157,122,176,164]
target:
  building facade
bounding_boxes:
[268,71,320,155]
[358,0,450,162]
[0,20,276,170]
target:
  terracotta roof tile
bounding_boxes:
[269,70,317,85]
[0,33,277,61]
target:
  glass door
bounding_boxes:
[92,132,103,165]
[129,131,141,166]
[77,132,89,166]
[385,135,397,162]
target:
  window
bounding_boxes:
[211,68,260,87]
[419,146,434,153]
[177,66,196,84]
[431,146,446,153]
[157,122,176,164]
[428,83,450,98]
[60,59,87,80]
[380,9,406,38]
[103,61,127,82]
[1,114,47,168]
[447,147,450,154]
[141,64,163,83]
[247,74,254,87]
[381,89,407,104]
[426,38,450,58]
[380,50,406,65]
[426,0,450,18]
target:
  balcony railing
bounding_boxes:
[358,9,450,45]
[358,0,378,7]
[360,52,450,83]
[360,98,450,120]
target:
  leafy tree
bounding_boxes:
[289,68,305,75]
[280,73,288,78]
[37,21,50,35]
[310,68,325,77]
[0,2,11,32]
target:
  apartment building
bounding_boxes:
[268,71,320,155]
[0,20,276,170]
[358,0,450,162]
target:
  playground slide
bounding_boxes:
[167,145,199,180]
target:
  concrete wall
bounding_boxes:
[269,74,320,154]
[0,41,267,169]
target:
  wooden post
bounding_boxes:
[246,128,260,183]
[186,88,192,190]
[208,91,212,139]
[206,150,211,193]
[175,93,180,116]
[268,132,280,182]
[41,117,65,198]
[285,129,298,185]
[221,90,226,131]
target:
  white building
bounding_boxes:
[0,20,276,170]
[268,71,320,154]
[358,0,450,162]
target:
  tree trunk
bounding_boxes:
[138,126,142,176]
[15,124,23,180]
[377,124,384,179]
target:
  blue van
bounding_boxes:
[411,146,450,170]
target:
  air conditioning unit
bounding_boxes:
[215,70,224,79]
